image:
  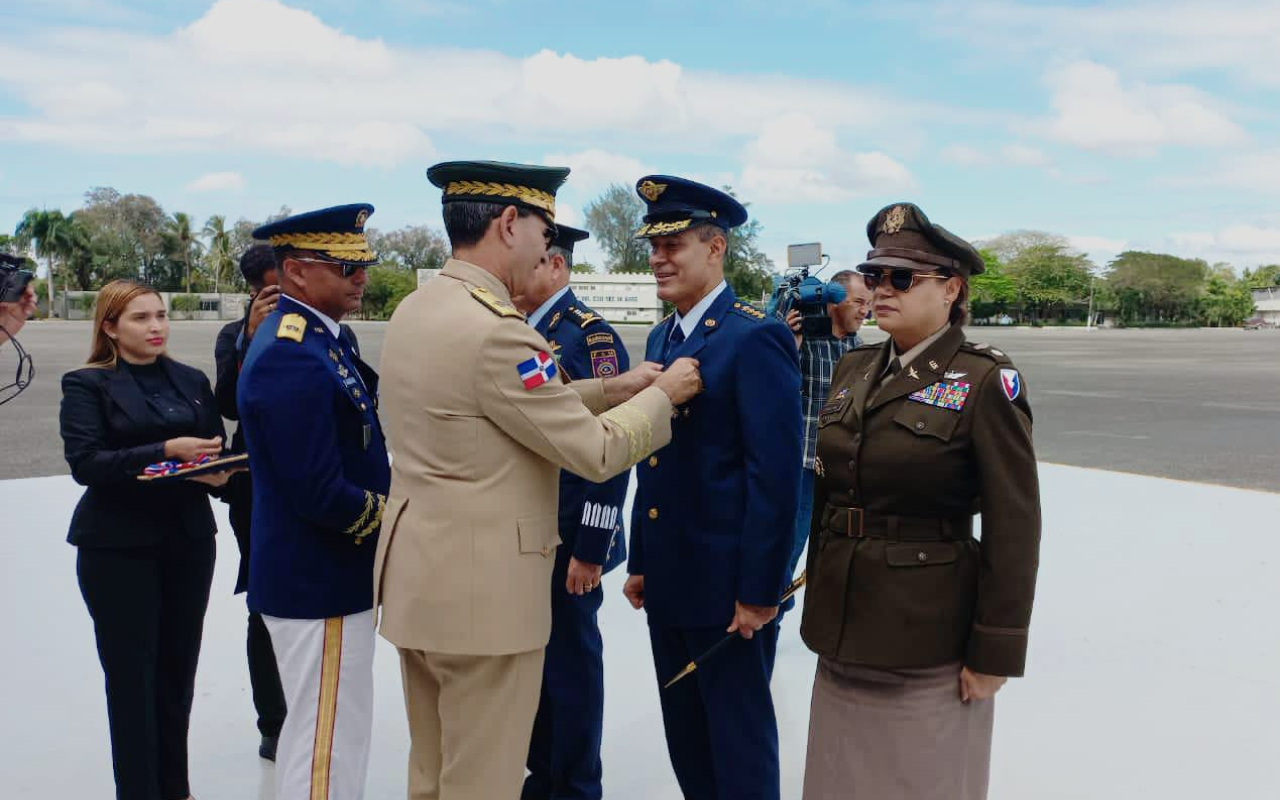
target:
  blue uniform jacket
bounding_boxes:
[628,287,802,628]
[238,296,391,619]
[535,289,630,572]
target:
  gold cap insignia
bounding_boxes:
[638,180,668,202]
[355,209,368,229]
[881,205,907,235]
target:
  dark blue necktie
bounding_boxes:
[664,324,686,361]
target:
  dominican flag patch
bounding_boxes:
[518,351,558,390]
[1000,368,1022,401]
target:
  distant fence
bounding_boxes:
[63,291,249,321]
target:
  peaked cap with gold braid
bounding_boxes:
[632,174,747,239]
[253,203,379,267]
[427,160,569,222]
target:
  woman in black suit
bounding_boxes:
[60,280,234,800]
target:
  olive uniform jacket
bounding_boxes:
[799,324,1041,677]
[375,258,674,656]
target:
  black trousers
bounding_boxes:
[227,481,287,738]
[77,536,216,800]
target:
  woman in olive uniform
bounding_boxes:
[799,203,1041,800]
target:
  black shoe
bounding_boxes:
[259,735,278,762]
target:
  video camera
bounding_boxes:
[0,254,35,304]
[765,242,847,337]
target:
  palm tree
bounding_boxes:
[164,212,204,294]
[202,214,234,295]
[15,208,73,318]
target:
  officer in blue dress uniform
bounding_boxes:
[512,225,631,800]
[237,203,390,800]
[623,177,802,800]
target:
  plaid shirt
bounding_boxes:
[798,332,862,469]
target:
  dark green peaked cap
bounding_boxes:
[427,160,570,222]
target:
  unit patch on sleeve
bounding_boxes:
[590,348,620,378]
[585,332,614,347]
[518,351,558,389]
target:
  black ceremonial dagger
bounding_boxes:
[663,572,807,689]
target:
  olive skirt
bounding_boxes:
[802,657,994,800]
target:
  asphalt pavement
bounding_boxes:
[2,320,1277,492]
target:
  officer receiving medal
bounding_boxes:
[237,203,391,800]
[624,175,802,800]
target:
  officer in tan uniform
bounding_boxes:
[799,203,1041,800]
[375,160,702,800]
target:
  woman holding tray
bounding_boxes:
[60,279,233,800]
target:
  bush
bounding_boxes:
[170,294,200,313]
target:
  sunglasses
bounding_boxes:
[860,268,952,293]
[292,256,368,278]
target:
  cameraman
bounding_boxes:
[783,270,872,578]
[1,253,38,349]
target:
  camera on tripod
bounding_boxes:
[765,243,847,337]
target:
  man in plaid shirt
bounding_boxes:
[782,271,873,582]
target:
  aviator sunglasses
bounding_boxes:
[291,256,369,278]
[860,267,952,293]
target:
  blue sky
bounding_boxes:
[2,0,1279,275]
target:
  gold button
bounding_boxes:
[648,456,659,467]
[648,508,659,520]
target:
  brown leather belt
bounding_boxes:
[823,505,972,542]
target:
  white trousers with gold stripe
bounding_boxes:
[263,610,375,800]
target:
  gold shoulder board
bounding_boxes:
[277,313,306,342]
[470,286,525,319]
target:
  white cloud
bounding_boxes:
[1169,225,1280,265]
[0,0,935,169]
[543,150,650,196]
[1178,149,1280,193]
[1026,60,1245,156]
[940,145,992,167]
[1001,143,1051,167]
[739,113,915,204]
[925,2,1280,89]
[1067,235,1128,264]
[186,171,245,192]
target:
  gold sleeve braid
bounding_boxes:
[357,494,386,540]
[601,403,653,464]
[345,491,375,537]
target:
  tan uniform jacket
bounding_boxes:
[374,258,672,655]
[799,324,1041,676]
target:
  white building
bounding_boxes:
[570,272,662,324]
[1252,286,1280,325]
[416,269,663,324]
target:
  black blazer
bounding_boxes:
[60,357,226,548]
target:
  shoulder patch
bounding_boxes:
[470,286,524,319]
[585,331,615,346]
[276,313,306,343]
[729,301,767,321]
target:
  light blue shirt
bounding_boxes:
[528,285,571,330]
[672,280,729,340]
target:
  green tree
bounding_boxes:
[721,193,775,304]
[163,212,204,293]
[1106,251,1208,324]
[1242,264,1280,288]
[584,184,648,272]
[978,230,1072,264]
[202,215,237,293]
[570,260,597,274]
[75,188,169,286]
[1200,267,1256,327]
[14,208,76,317]
[367,225,448,271]
[1005,244,1093,321]
[361,266,417,319]
[969,248,1019,320]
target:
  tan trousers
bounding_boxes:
[397,647,545,800]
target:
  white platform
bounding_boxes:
[2,465,1277,799]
